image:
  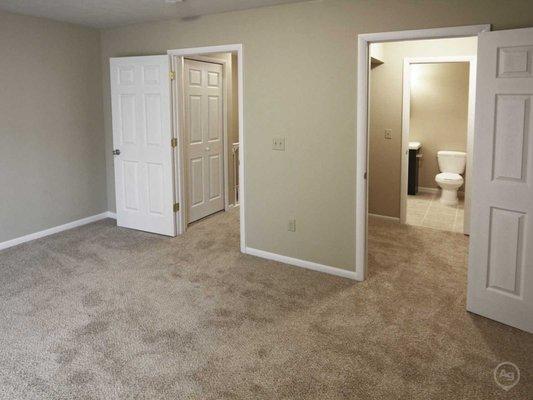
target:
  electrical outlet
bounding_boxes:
[288,218,296,232]
[384,129,392,139]
[272,136,286,151]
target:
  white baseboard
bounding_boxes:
[107,211,117,219]
[418,186,440,194]
[0,212,116,252]
[244,247,358,280]
[417,186,465,197]
[224,203,240,211]
[368,213,400,222]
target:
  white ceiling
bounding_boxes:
[0,0,309,28]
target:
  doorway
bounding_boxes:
[169,46,243,245]
[399,56,476,234]
[355,25,489,281]
[368,45,476,235]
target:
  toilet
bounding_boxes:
[435,151,466,205]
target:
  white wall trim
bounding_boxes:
[245,247,357,280]
[168,44,245,252]
[0,212,115,251]
[368,213,400,222]
[356,24,490,281]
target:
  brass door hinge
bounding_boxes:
[171,138,178,147]
[173,203,180,213]
[169,71,176,80]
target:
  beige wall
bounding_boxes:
[0,11,106,243]
[100,0,533,271]
[369,37,477,218]
[410,63,469,189]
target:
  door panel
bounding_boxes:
[189,95,203,143]
[209,154,222,199]
[468,27,533,333]
[110,55,176,236]
[190,157,204,206]
[144,94,163,146]
[123,161,140,211]
[184,59,225,223]
[119,94,136,144]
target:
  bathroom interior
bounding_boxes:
[368,36,477,234]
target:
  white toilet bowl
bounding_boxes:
[435,172,463,205]
[435,150,466,205]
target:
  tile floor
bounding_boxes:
[406,190,464,233]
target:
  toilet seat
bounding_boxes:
[436,172,463,185]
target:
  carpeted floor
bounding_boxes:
[0,210,531,399]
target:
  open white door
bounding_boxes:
[110,56,176,236]
[468,27,533,333]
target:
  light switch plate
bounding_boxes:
[272,136,286,151]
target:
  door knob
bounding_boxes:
[112,149,121,156]
[205,146,210,151]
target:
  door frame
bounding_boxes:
[400,55,477,234]
[176,54,230,225]
[355,25,490,281]
[168,44,245,252]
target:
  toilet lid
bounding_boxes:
[436,172,463,182]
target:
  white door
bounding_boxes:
[184,59,225,223]
[467,27,533,333]
[110,56,176,236]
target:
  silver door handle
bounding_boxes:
[112,149,121,156]
[205,147,210,151]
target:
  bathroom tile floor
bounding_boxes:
[406,190,464,233]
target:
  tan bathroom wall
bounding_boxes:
[369,37,477,218]
[410,63,469,189]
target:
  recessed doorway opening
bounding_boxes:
[168,45,244,249]
[369,47,477,235]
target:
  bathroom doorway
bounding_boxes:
[366,38,477,235]
[400,56,476,234]
[357,25,533,333]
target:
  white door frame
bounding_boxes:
[400,55,477,234]
[355,25,490,281]
[168,44,245,252]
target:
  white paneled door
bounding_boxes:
[184,59,225,223]
[468,28,533,333]
[110,56,176,236]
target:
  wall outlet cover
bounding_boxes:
[272,136,286,151]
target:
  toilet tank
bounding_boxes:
[437,151,467,174]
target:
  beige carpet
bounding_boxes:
[0,210,531,399]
